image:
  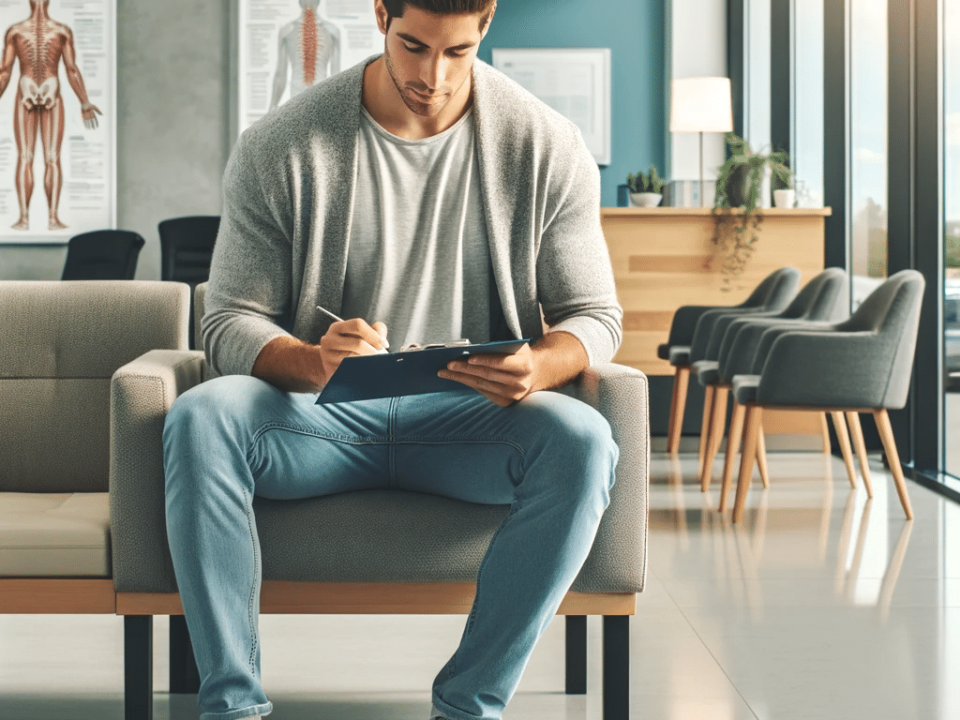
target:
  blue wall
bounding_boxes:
[478,0,666,207]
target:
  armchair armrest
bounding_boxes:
[757,330,886,408]
[111,349,204,592]
[752,321,836,373]
[720,318,830,382]
[566,363,649,594]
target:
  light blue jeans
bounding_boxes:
[162,375,618,720]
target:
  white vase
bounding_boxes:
[630,192,663,208]
[774,189,796,209]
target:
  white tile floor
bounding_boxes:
[3,450,959,720]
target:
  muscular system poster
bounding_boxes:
[236,0,379,135]
[0,0,114,244]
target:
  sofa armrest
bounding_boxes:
[567,363,649,594]
[110,349,204,593]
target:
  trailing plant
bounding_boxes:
[712,133,792,289]
[626,164,665,195]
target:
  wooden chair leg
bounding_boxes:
[830,411,858,489]
[565,615,587,694]
[170,614,201,694]
[667,365,690,454]
[125,615,153,720]
[819,412,832,454]
[602,615,630,720]
[874,408,914,520]
[719,401,745,512]
[756,424,770,489]
[733,406,763,523]
[700,385,728,492]
[698,384,716,473]
[845,411,874,498]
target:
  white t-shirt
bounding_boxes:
[341,105,492,349]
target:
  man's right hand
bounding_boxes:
[251,319,388,394]
[319,318,389,381]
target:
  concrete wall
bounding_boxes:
[0,0,231,281]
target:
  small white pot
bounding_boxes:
[774,188,796,209]
[630,192,663,208]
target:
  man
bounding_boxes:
[269,0,341,111]
[0,0,101,231]
[163,1,623,719]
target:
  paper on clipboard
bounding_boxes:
[315,338,531,405]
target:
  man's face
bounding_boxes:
[375,1,491,119]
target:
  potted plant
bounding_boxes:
[627,165,665,207]
[712,133,793,288]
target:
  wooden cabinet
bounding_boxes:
[602,206,832,438]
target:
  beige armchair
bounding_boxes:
[0,281,189,684]
[110,282,650,720]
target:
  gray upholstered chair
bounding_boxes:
[0,282,189,676]
[110,282,650,720]
[725,269,924,523]
[684,267,801,472]
[694,268,850,495]
[659,267,802,453]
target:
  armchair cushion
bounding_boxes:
[0,492,109,576]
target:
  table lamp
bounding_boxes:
[670,77,734,207]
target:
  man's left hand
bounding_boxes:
[438,343,539,407]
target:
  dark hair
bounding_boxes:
[381,0,497,29]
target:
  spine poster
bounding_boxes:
[0,0,115,244]
[237,0,380,135]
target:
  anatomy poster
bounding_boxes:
[0,0,114,244]
[236,0,380,135]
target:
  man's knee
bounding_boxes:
[521,392,619,491]
[163,375,272,447]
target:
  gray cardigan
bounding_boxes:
[203,57,623,378]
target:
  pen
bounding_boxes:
[317,305,389,353]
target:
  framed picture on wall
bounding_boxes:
[0,0,116,245]
[230,0,382,140]
[491,47,611,166]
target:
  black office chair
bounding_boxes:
[61,230,145,280]
[158,215,220,349]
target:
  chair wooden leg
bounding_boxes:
[667,365,690,454]
[698,384,716,475]
[819,412,832,454]
[845,411,874,498]
[830,411,858,489]
[733,406,762,523]
[603,615,630,720]
[700,385,728,492]
[565,615,587,694]
[719,401,745,512]
[170,614,201,694]
[874,409,914,520]
[756,424,770,489]
[125,615,153,720]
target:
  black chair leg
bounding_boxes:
[170,614,201,694]
[124,615,153,720]
[565,615,587,694]
[602,615,630,720]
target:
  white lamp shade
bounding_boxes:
[670,77,734,133]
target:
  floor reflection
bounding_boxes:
[650,451,915,617]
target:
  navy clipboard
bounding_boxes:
[315,338,530,405]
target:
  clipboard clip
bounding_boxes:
[399,338,471,352]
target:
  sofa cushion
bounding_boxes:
[0,492,110,577]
